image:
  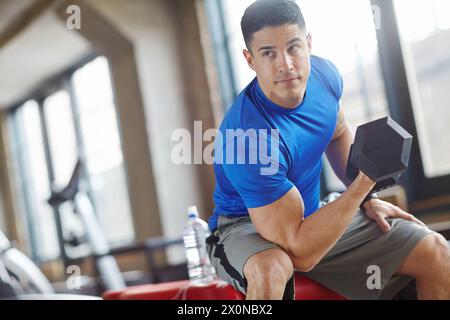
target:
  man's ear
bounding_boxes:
[306,32,312,54]
[243,49,256,72]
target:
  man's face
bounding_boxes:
[243,24,312,109]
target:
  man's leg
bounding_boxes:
[396,232,450,299]
[243,248,294,300]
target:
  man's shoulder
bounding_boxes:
[311,55,341,79]
[219,79,269,132]
[311,55,344,101]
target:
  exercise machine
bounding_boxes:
[47,159,126,291]
[0,229,54,298]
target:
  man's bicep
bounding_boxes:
[331,105,347,140]
[248,186,304,251]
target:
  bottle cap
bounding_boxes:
[187,206,199,219]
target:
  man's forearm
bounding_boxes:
[286,173,375,271]
[326,123,353,187]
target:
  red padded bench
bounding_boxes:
[103,274,346,300]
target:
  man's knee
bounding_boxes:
[244,248,294,288]
[423,233,450,266]
[408,233,450,276]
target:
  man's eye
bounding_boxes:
[263,51,274,57]
[289,45,300,52]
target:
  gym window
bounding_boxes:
[8,56,135,262]
[393,0,450,178]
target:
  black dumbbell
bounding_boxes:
[346,117,413,193]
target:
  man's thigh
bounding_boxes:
[396,232,450,277]
[298,210,435,300]
[206,215,295,299]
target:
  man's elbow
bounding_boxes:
[291,254,320,273]
[285,225,320,272]
[294,260,319,273]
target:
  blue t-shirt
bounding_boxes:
[208,55,343,231]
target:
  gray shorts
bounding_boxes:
[206,209,436,300]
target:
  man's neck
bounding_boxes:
[262,87,307,109]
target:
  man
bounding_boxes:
[206,0,450,300]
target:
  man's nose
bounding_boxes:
[277,52,294,74]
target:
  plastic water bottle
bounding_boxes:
[183,206,217,284]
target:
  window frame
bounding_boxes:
[204,0,238,109]
[371,0,450,207]
[7,53,135,264]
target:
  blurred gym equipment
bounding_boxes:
[48,160,126,291]
[0,229,54,297]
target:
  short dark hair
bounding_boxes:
[241,0,306,52]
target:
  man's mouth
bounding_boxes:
[277,77,300,84]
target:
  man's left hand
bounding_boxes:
[363,199,427,233]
